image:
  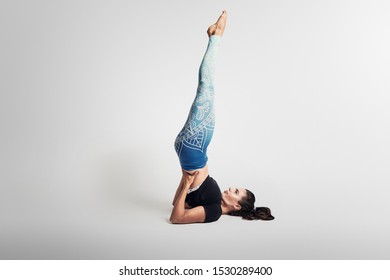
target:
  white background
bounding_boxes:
[1,260,390,280]
[1,0,389,259]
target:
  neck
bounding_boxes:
[220,200,230,214]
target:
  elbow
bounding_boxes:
[169,214,183,224]
[169,215,179,224]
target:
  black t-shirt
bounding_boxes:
[185,175,222,223]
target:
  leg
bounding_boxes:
[174,11,227,170]
[174,36,223,170]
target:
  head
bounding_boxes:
[223,188,274,221]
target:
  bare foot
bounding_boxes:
[207,10,227,37]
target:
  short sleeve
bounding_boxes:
[203,204,222,223]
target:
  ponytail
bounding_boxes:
[242,206,274,221]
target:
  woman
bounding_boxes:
[170,11,274,224]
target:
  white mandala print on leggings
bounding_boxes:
[174,35,221,169]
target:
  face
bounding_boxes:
[222,187,247,211]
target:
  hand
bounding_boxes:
[183,171,199,187]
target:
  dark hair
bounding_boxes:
[228,189,274,221]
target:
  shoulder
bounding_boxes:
[203,203,222,223]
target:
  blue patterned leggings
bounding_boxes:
[174,35,222,171]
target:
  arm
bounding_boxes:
[172,176,184,206]
[169,172,206,224]
[172,177,183,205]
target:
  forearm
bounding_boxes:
[170,181,191,222]
[172,176,184,206]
